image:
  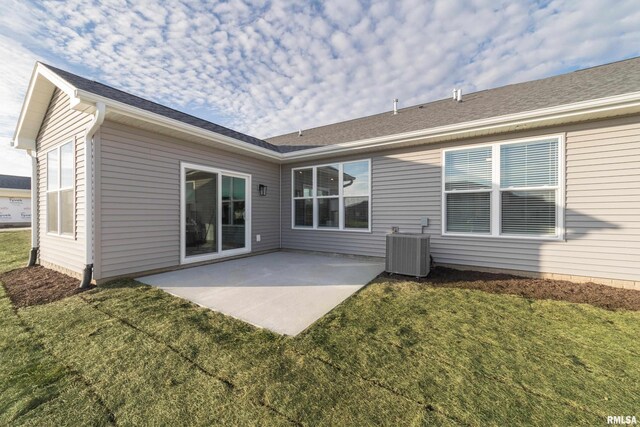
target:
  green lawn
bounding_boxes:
[1,230,638,425]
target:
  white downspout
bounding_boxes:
[27,150,38,266]
[80,102,105,287]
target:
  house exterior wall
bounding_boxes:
[281,115,640,283]
[35,88,92,277]
[94,120,280,281]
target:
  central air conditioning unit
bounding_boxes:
[385,233,430,277]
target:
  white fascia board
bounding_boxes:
[281,91,640,161]
[12,63,80,151]
[36,64,78,100]
[74,90,282,161]
[78,87,640,163]
[11,65,41,150]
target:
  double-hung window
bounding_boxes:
[500,139,559,236]
[293,168,314,227]
[443,136,562,239]
[443,146,493,233]
[292,159,371,231]
[47,141,74,236]
[317,164,340,228]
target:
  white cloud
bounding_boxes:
[323,0,363,29]
[0,0,637,181]
[0,34,38,176]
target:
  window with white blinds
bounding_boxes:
[501,139,558,188]
[500,139,558,236]
[501,190,556,235]
[446,192,491,233]
[443,137,562,239]
[445,147,493,191]
[444,147,492,233]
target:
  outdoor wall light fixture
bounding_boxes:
[259,184,267,196]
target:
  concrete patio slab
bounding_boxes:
[137,251,385,335]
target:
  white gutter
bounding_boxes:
[74,90,282,161]
[82,102,105,284]
[280,90,640,160]
[71,82,640,163]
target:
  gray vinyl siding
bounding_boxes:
[36,89,92,275]
[281,115,640,282]
[95,120,280,280]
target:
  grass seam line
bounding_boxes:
[4,299,118,425]
[288,347,469,426]
[422,323,628,379]
[78,295,303,426]
[365,334,608,418]
[381,284,639,358]
[14,323,118,426]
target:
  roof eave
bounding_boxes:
[74,89,282,161]
[13,63,640,163]
[12,63,282,160]
[12,63,80,151]
[280,91,640,161]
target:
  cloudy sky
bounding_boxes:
[1,0,639,177]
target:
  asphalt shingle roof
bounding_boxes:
[266,57,640,149]
[43,57,640,154]
[0,175,31,190]
[42,64,281,153]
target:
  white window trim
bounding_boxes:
[291,159,372,233]
[441,134,565,241]
[45,140,75,239]
[180,162,252,265]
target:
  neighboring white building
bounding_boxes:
[0,175,31,228]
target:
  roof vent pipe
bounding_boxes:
[453,88,462,102]
[393,98,398,115]
[298,129,303,136]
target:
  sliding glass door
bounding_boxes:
[184,169,218,257]
[222,176,246,250]
[181,163,251,264]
